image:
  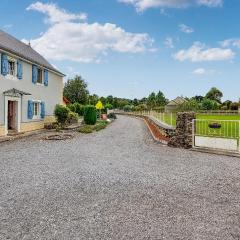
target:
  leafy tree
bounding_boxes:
[147,92,156,109]
[178,99,200,111]
[192,95,204,103]
[156,91,168,106]
[132,98,139,106]
[106,95,114,105]
[221,100,232,110]
[105,103,113,110]
[201,98,219,110]
[205,87,223,103]
[89,94,99,105]
[63,75,89,104]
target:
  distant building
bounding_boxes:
[165,97,187,112]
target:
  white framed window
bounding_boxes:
[8,60,15,76]
[33,101,41,119]
[37,68,43,84]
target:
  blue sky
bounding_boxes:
[1,0,239,101]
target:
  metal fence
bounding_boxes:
[193,119,240,153]
[127,111,176,127]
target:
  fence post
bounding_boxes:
[239,121,240,153]
[192,119,195,148]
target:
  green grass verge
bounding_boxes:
[79,120,109,134]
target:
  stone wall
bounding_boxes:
[168,112,196,149]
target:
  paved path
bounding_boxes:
[0,116,240,240]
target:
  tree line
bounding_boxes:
[63,75,239,111]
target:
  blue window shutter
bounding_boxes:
[1,53,8,76]
[28,100,33,119]
[32,65,38,84]
[17,60,23,79]
[44,69,48,86]
[40,102,45,119]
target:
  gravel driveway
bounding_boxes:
[0,115,240,240]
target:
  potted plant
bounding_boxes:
[208,122,221,129]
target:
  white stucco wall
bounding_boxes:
[0,52,63,126]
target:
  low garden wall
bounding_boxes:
[168,112,196,149]
[117,112,196,149]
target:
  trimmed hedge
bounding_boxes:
[84,105,97,125]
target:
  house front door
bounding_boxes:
[8,101,17,130]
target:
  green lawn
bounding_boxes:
[196,114,240,139]
[153,113,240,139]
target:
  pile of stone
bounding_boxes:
[168,112,196,149]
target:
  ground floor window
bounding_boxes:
[33,101,40,118]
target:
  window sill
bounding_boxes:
[32,116,41,120]
[5,75,18,81]
[36,83,44,86]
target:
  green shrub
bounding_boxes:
[54,104,70,126]
[67,111,79,124]
[67,104,76,113]
[105,103,113,110]
[84,105,97,125]
[201,99,219,110]
[123,105,133,112]
[79,125,93,134]
[73,103,85,116]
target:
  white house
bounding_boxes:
[0,30,65,136]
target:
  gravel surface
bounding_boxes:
[0,115,240,240]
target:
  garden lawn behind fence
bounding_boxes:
[128,111,240,140]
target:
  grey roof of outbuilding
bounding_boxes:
[0,30,64,76]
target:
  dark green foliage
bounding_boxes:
[178,99,201,112]
[84,105,97,125]
[73,102,85,116]
[67,104,76,113]
[205,87,223,103]
[156,91,168,106]
[63,75,89,104]
[123,105,133,112]
[54,105,70,126]
[105,103,113,110]
[201,98,219,110]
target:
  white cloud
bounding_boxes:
[3,24,13,29]
[173,42,234,62]
[119,0,223,11]
[220,39,240,48]
[197,0,223,7]
[27,2,87,23]
[193,68,218,75]
[164,37,174,48]
[179,24,194,34]
[25,2,154,63]
[193,68,206,74]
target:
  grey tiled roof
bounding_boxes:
[0,30,64,76]
[167,97,187,106]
